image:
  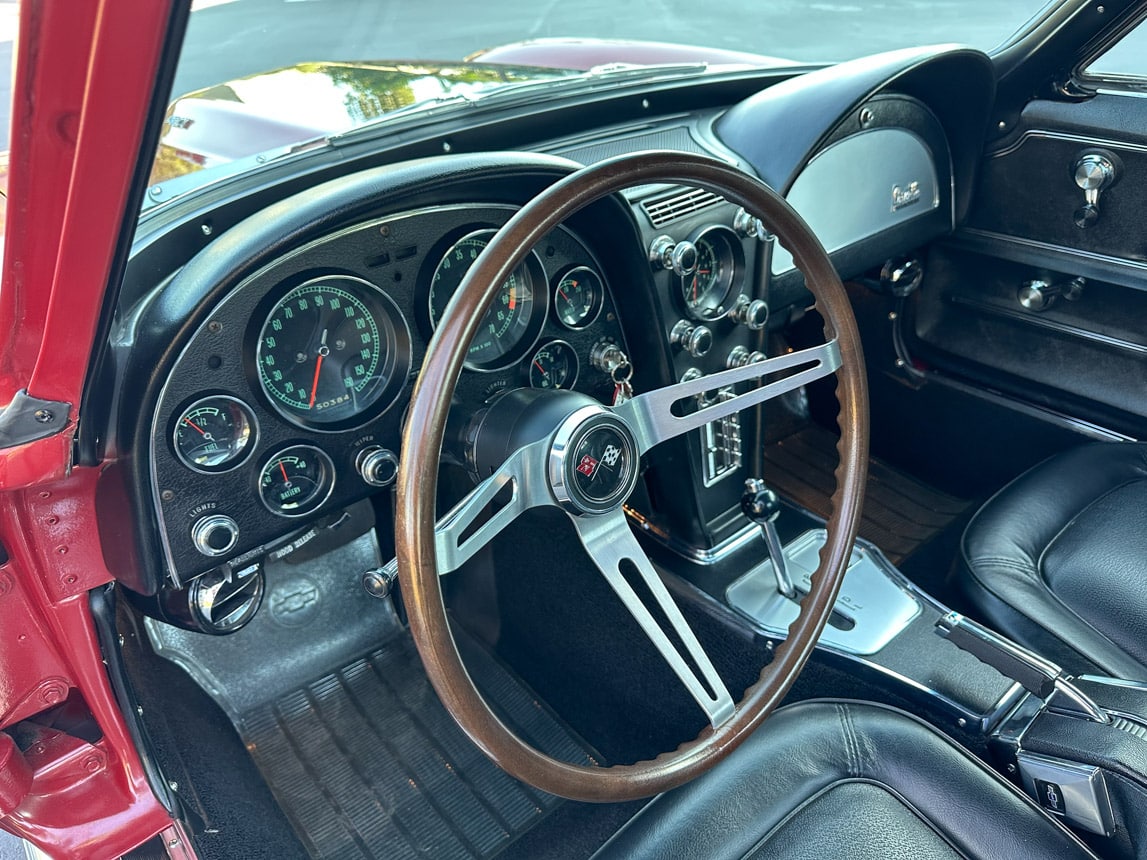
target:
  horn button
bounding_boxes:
[549,406,640,515]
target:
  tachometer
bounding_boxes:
[428,230,547,370]
[255,276,409,429]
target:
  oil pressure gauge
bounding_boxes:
[528,340,579,390]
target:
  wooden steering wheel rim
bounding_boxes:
[396,151,869,802]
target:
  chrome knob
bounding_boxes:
[731,296,769,330]
[356,446,399,487]
[1072,153,1116,229]
[649,235,698,277]
[732,208,767,240]
[362,560,399,599]
[726,346,766,369]
[879,256,924,297]
[1017,277,1084,312]
[1074,154,1115,193]
[191,514,239,557]
[670,320,712,358]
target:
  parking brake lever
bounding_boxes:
[741,479,796,599]
[936,611,1108,724]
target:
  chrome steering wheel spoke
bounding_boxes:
[614,339,840,454]
[433,438,554,575]
[570,509,736,728]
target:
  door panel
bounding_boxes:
[910,93,1147,439]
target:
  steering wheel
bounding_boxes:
[396,151,869,802]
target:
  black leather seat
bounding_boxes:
[957,442,1147,680]
[594,700,1096,860]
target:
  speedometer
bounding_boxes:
[255,276,410,429]
[428,230,547,371]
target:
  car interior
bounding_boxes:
[12,1,1147,858]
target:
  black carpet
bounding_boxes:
[146,534,597,860]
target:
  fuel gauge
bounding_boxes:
[528,340,579,390]
[173,396,256,473]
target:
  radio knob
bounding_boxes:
[191,514,239,558]
[357,446,399,487]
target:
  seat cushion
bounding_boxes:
[957,442,1147,679]
[593,700,1096,860]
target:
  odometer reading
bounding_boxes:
[256,277,408,428]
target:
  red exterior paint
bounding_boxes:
[0,1,181,857]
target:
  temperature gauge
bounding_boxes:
[259,445,335,518]
[553,267,603,330]
[173,396,256,473]
[528,340,579,390]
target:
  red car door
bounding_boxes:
[0,2,186,857]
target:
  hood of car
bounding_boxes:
[150,40,797,187]
[151,59,577,185]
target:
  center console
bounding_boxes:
[654,498,1147,859]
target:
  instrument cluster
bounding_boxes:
[150,204,628,586]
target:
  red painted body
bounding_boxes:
[0,1,178,857]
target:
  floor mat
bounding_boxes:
[761,424,972,564]
[147,533,596,860]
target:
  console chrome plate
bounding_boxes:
[725,529,921,655]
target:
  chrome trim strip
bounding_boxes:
[952,227,1147,285]
[947,294,1147,357]
[988,128,1147,160]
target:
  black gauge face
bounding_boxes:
[680,228,742,320]
[553,267,603,329]
[428,230,546,370]
[528,340,579,390]
[256,277,408,429]
[173,396,256,473]
[258,445,334,518]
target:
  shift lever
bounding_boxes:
[741,479,797,599]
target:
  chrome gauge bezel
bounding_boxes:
[427,228,550,372]
[679,225,746,322]
[527,339,580,391]
[552,265,604,330]
[253,275,411,433]
[171,394,259,474]
[257,444,336,519]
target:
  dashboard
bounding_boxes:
[99,45,986,634]
[147,204,632,587]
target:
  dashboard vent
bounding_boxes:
[641,188,724,228]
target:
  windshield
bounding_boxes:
[150,0,1055,207]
